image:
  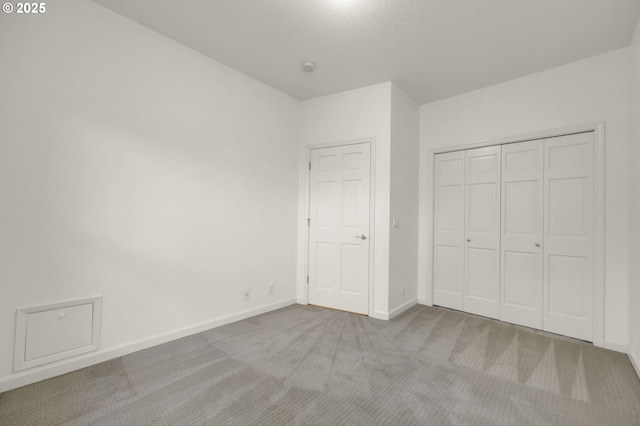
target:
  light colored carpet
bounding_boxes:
[1,304,639,425]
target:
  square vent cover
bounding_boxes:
[14,296,102,371]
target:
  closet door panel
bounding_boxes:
[500,140,544,329]
[433,151,465,310]
[543,133,594,341]
[464,146,501,319]
[433,132,596,343]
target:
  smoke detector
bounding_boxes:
[302,61,316,72]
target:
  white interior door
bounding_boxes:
[308,143,370,315]
[543,133,594,341]
[500,140,544,329]
[433,151,465,310]
[464,146,501,319]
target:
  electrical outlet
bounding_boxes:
[401,285,405,296]
[268,284,274,295]
[243,289,250,300]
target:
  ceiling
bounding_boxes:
[92,0,640,104]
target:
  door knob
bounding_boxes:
[467,239,471,242]
[356,234,367,240]
[535,243,540,247]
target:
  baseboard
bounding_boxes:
[388,299,418,320]
[372,310,389,320]
[0,298,296,393]
[629,348,640,380]
[603,340,628,353]
[418,298,431,306]
[296,298,307,305]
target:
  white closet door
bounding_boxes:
[543,133,594,341]
[500,140,544,329]
[433,151,465,310]
[464,146,501,319]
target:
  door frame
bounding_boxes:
[302,138,376,316]
[425,122,605,347]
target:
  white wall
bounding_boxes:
[389,84,420,315]
[1,0,634,393]
[419,49,631,348]
[0,1,299,391]
[628,18,640,372]
[297,83,392,318]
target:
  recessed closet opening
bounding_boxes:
[430,125,605,346]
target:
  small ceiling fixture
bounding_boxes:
[302,61,316,72]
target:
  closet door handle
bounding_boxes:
[466,239,471,242]
[535,243,540,247]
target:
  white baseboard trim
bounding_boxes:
[372,310,389,320]
[418,298,431,306]
[0,298,296,393]
[296,298,307,305]
[629,348,640,380]
[388,299,418,320]
[603,340,627,353]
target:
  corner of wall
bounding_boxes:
[628,14,640,366]
[388,299,418,319]
[629,341,640,379]
[388,83,420,314]
[296,83,394,318]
